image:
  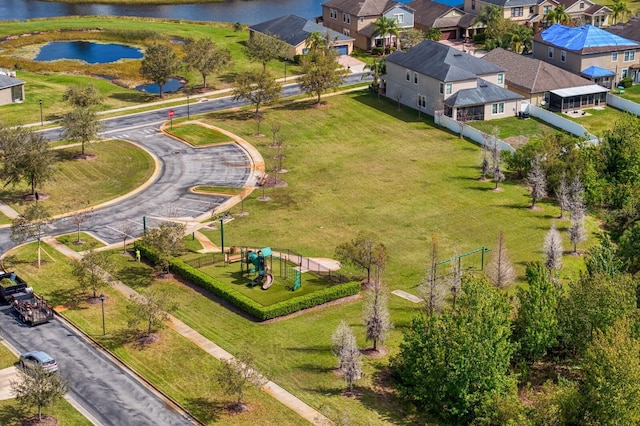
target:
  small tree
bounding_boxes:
[62,107,102,156]
[418,235,448,316]
[493,165,505,190]
[62,84,102,108]
[11,364,69,422]
[555,172,570,219]
[485,231,516,289]
[11,204,52,268]
[331,320,356,369]
[526,154,547,208]
[73,248,113,300]
[233,70,282,117]
[214,348,266,410]
[362,271,393,352]
[543,223,563,275]
[142,222,186,274]
[140,42,181,98]
[399,28,425,50]
[335,232,387,284]
[184,37,232,89]
[244,32,287,71]
[69,207,92,244]
[118,220,137,254]
[298,45,348,105]
[127,288,175,336]
[341,337,362,393]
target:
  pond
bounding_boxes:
[135,78,184,95]
[35,41,143,64]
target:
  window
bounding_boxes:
[343,13,351,24]
[624,50,636,62]
[612,52,618,61]
[492,102,505,115]
[414,72,418,84]
[561,50,566,62]
[343,28,350,36]
[330,8,337,19]
[511,7,523,17]
[393,13,404,24]
[622,68,628,78]
[407,70,411,81]
[497,73,504,84]
[548,47,554,58]
[471,0,475,9]
[418,95,427,108]
[579,2,584,8]
[360,17,364,23]
[529,6,534,13]
[446,83,452,95]
[543,5,552,14]
[440,82,444,94]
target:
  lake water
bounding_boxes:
[136,78,184,94]
[35,41,143,64]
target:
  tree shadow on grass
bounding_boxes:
[0,401,29,425]
[184,397,224,424]
[100,327,141,350]
[352,93,426,124]
[47,286,87,309]
[295,363,335,374]
[116,265,154,289]
[108,92,155,104]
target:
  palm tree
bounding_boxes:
[610,0,631,24]
[372,16,400,53]
[473,4,502,27]
[364,58,385,92]
[507,24,533,54]
[545,4,572,25]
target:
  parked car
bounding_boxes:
[19,351,59,373]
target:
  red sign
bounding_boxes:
[168,109,174,118]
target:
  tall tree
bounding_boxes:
[371,16,400,52]
[232,70,282,117]
[141,222,186,274]
[526,154,547,208]
[506,24,533,54]
[214,347,266,409]
[485,231,516,289]
[11,364,69,422]
[362,272,392,352]
[582,319,640,424]
[62,84,102,108]
[610,0,632,24]
[543,223,563,275]
[11,204,52,268]
[545,4,572,25]
[244,32,287,71]
[331,320,356,369]
[335,232,388,284]
[513,262,558,363]
[140,42,181,98]
[62,107,102,156]
[183,37,232,89]
[298,45,348,104]
[72,248,113,300]
[0,126,56,197]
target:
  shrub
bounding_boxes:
[474,32,487,43]
[371,47,384,56]
[620,77,633,88]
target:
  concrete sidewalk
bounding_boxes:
[0,365,17,400]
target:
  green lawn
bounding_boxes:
[618,83,640,104]
[0,139,154,216]
[0,342,17,369]
[471,116,569,147]
[167,123,233,146]
[56,233,107,252]
[564,105,636,136]
[0,398,93,426]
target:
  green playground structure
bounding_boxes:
[245,247,274,290]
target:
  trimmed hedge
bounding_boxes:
[134,242,361,321]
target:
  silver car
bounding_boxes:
[19,351,59,373]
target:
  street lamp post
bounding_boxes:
[186,92,190,119]
[39,99,43,126]
[219,218,225,260]
[99,294,105,335]
[284,59,288,83]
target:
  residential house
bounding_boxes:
[321,0,414,50]
[249,15,354,60]
[0,70,24,106]
[533,24,640,87]
[555,0,610,27]
[408,0,477,40]
[483,48,608,111]
[383,39,522,120]
[606,15,640,43]
[462,0,559,31]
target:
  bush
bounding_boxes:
[134,242,361,321]
[620,77,633,88]
[474,32,487,43]
[371,47,384,56]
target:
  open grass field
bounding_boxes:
[0,398,93,426]
[0,139,154,216]
[56,233,106,252]
[0,342,17,369]
[471,115,568,147]
[167,123,233,146]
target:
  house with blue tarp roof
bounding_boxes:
[533,24,640,88]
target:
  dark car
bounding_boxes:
[19,351,59,373]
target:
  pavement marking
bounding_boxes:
[392,290,424,303]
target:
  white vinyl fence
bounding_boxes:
[434,113,515,153]
[607,93,640,117]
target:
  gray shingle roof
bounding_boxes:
[477,0,542,7]
[250,14,354,47]
[482,48,594,94]
[408,0,458,27]
[0,74,24,90]
[444,79,523,107]
[322,0,400,17]
[386,39,504,82]
[607,15,640,43]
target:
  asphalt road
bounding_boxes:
[0,305,194,425]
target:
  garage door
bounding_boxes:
[440,30,457,40]
[334,44,349,56]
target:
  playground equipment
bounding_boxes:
[246,247,274,290]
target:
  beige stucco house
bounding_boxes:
[463,0,559,31]
[0,71,25,106]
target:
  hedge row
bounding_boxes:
[134,242,361,321]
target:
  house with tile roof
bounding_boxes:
[483,48,608,111]
[532,24,640,87]
[554,0,610,28]
[383,39,522,120]
[0,70,24,106]
[320,0,414,50]
[408,0,477,40]
[462,0,559,31]
[249,15,355,60]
